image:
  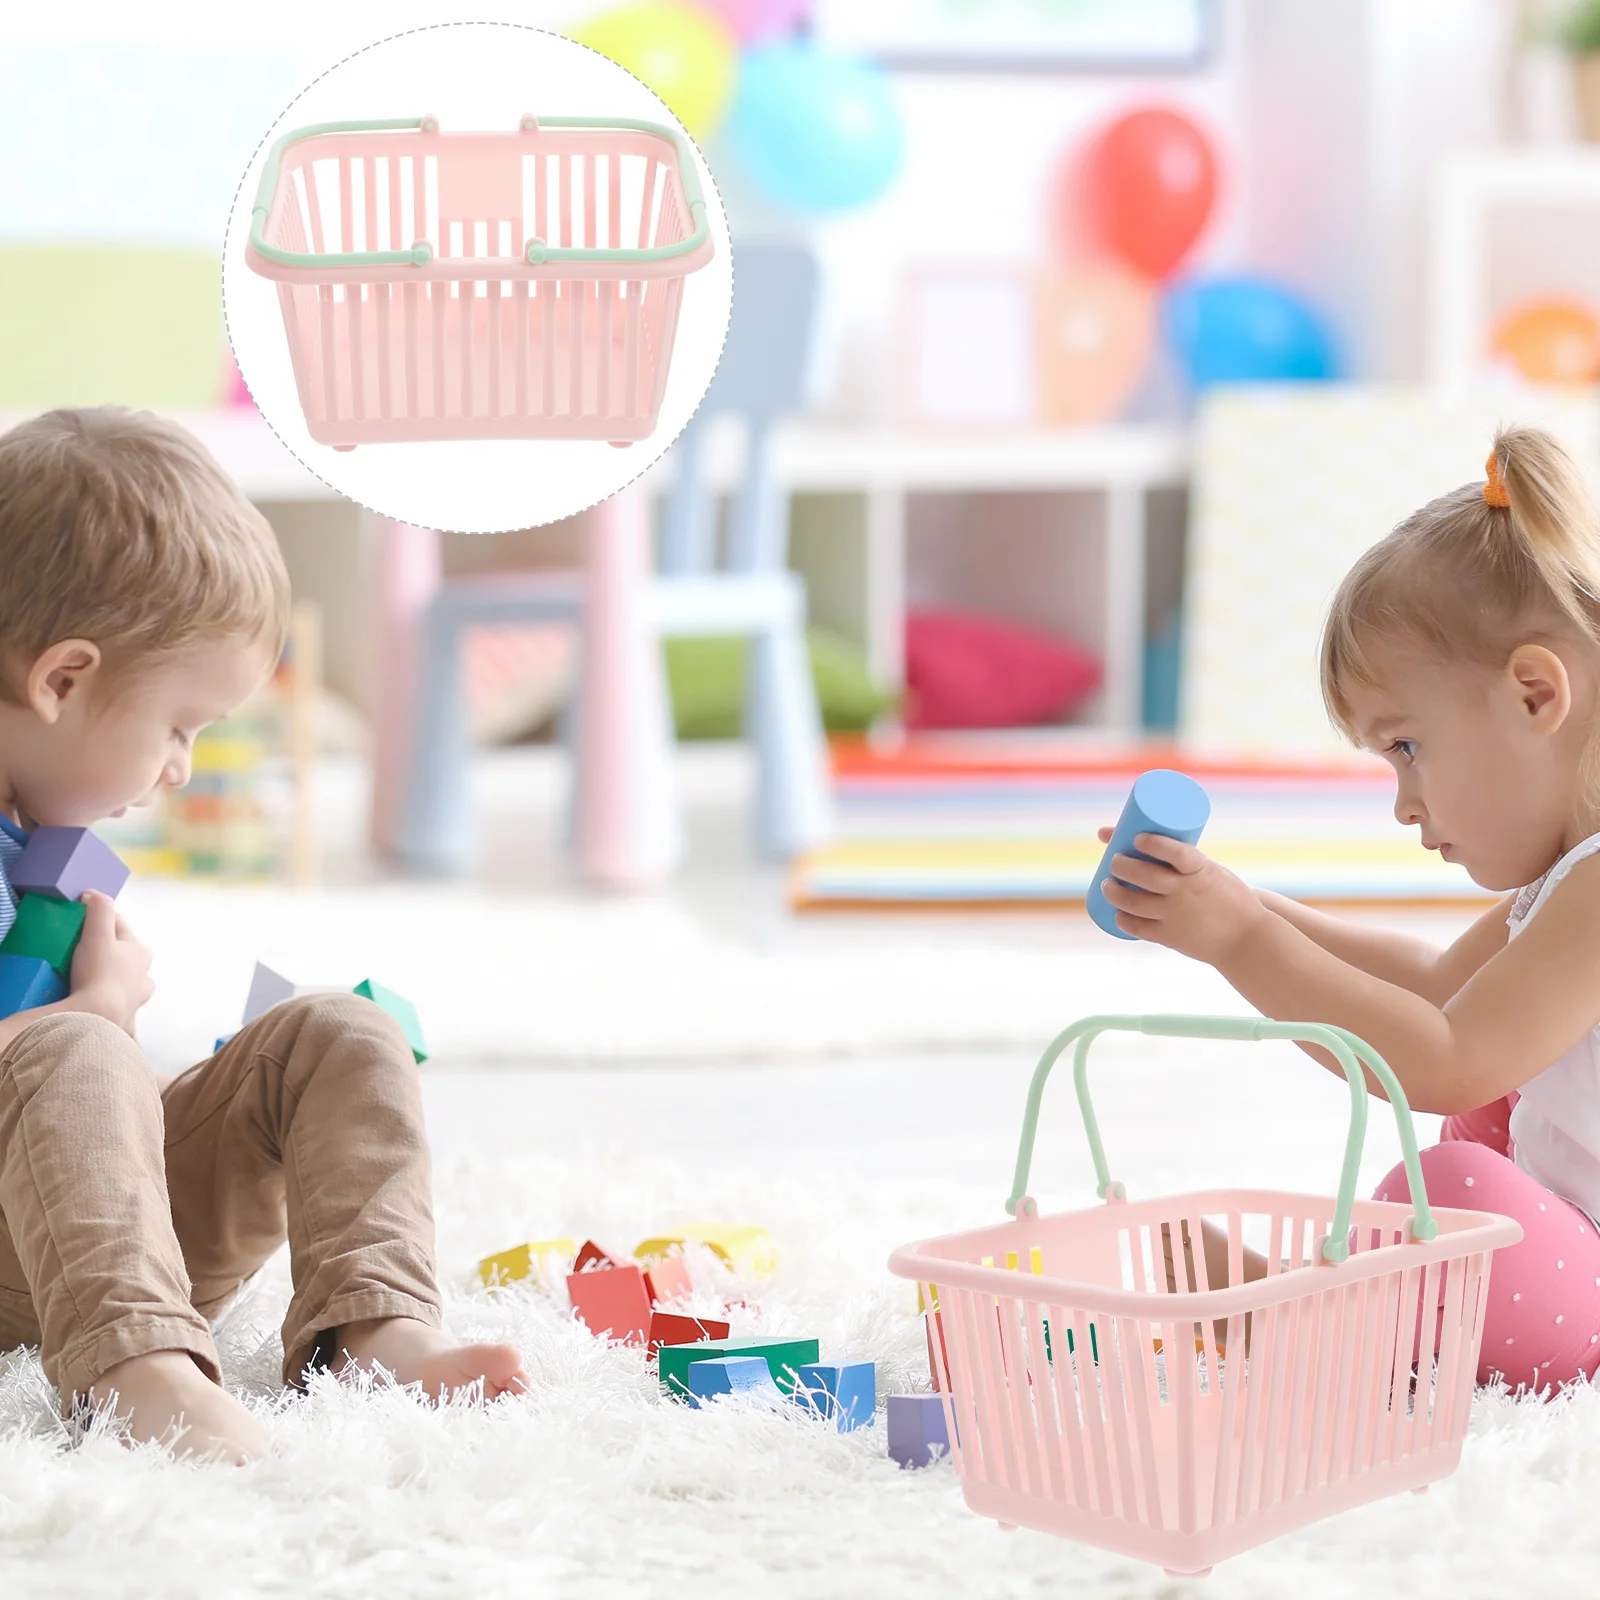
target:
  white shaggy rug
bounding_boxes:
[3,1142,1598,1600]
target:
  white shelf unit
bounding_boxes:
[686,417,1192,737]
[1428,148,1600,387]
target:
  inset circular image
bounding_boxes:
[223,21,733,533]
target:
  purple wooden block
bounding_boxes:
[12,827,129,902]
[887,1393,951,1469]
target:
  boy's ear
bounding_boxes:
[27,639,102,725]
[1506,643,1572,731]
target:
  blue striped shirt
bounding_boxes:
[0,813,25,942]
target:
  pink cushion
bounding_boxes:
[903,609,1103,731]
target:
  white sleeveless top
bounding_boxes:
[1506,829,1600,1224]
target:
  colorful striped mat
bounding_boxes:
[789,740,1495,911]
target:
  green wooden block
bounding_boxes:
[353,978,428,1063]
[0,894,87,980]
[658,1336,821,1401]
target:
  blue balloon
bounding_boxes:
[1163,275,1338,389]
[729,42,904,214]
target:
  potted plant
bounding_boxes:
[1561,0,1600,139]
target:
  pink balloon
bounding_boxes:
[692,0,811,44]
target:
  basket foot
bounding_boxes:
[1166,1569,1211,1579]
[996,1522,1017,1533]
[1412,1484,1430,1495]
[332,444,356,453]
[608,440,633,449]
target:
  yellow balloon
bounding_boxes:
[571,2,738,141]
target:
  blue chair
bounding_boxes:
[384,240,833,874]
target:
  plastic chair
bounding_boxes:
[372,240,833,878]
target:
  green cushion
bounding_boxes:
[664,627,896,740]
[0,894,86,981]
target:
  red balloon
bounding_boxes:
[1079,108,1219,280]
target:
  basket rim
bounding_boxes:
[888,1190,1524,1320]
[246,114,711,276]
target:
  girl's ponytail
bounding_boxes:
[1493,425,1600,648]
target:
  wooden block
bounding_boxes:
[214,1033,237,1053]
[0,893,86,979]
[634,1223,777,1280]
[573,1239,627,1273]
[887,1394,951,1469]
[795,1362,876,1432]
[478,1238,577,1288]
[566,1263,652,1346]
[12,826,129,902]
[0,953,66,1017]
[646,1310,731,1359]
[658,1336,820,1400]
[643,1253,693,1306]
[242,961,297,1024]
[353,977,428,1063]
[685,1357,784,1409]
[926,1312,951,1392]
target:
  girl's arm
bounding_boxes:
[1254,888,1515,1005]
[1102,839,1600,1115]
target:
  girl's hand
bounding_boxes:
[68,890,154,1035]
[1094,827,1267,964]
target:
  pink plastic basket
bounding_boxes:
[888,1015,1523,1578]
[244,114,713,449]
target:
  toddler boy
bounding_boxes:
[0,407,526,1464]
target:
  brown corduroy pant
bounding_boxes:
[0,993,442,1412]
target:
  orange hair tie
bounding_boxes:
[1484,450,1510,508]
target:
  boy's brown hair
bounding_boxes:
[0,407,290,703]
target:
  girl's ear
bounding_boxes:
[26,639,102,726]
[1506,643,1572,731]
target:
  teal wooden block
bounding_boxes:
[0,893,86,979]
[353,978,427,1063]
[658,1336,821,1400]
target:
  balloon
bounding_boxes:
[729,42,904,214]
[695,0,812,42]
[1078,107,1219,280]
[570,2,737,141]
[1036,265,1157,426]
[1163,275,1337,388]
[1491,299,1600,384]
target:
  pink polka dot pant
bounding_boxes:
[1374,1139,1600,1391]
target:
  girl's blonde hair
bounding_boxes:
[1320,425,1600,743]
[0,407,290,704]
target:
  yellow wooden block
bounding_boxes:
[478,1237,576,1288]
[916,1281,942,1314]
[1030,1245,1043,1275]
[634,1223,777,1280]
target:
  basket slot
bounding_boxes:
[1039,1299,1091,1509]
[1381,1259,1425,1467]
[1308,1277,1359,1494]
[1114,1312,1165,1528]
[514,280,529,415]
[585,150,597,250]
[952,1285,1015,1490]
[1429,1254,1471,1450]
[541,285,557,417]
[404,282,419,419]
[1207,1306,1249,1528]
[994,1296,1045,1499]
[458,263,473,419]
[637,157,660,253]
[561,153,574,249]
[1067,1304,1116,1515]
[1019,1297,1067,1503]
[596,280,613,417]
[1094,1314,1143,1522]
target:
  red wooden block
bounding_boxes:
[646,1310,732,1360]
[927,1311,951,1391]
[574,1239,628,1272]
[567,1264,652,1346]
[643,1254,693,1307]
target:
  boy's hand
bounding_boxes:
[1095,826,1268,964]
[68,890,154,1035]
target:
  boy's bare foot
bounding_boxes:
[331,1315,529,1401]
[81,1349,274,1465]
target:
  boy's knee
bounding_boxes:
[1,1010,146,1079]
[278,990,415,1065]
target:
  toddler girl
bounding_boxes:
[1101,424,1600,1392]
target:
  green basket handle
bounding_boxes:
[248,114,710,271]
[1005,1014,1436,1264]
